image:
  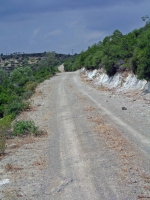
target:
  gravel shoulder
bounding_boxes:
[0,71,150,200]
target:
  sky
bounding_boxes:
[0,0,150,55]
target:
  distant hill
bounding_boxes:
[0,52,71,73]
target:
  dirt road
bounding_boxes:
[44,71,150,199]
[1,71,150,199]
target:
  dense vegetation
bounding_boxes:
[64,20,150,81]
[0,52,61,130]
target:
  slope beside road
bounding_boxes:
[0,71,150,199]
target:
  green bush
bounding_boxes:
[24,81,37,92]
[0,114,14,128]
[13,120,39,136]
[23,90,33,100]
[0,115,14,155]
[4,100,28,117]
[4,62,9,66]
[134,29,150,80]
[0,128,6,155]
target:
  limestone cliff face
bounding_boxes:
[82,68,150,93]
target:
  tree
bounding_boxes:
[0,69,8,85]
[10,67,34,86]
[134,29,150,80]
[142,15,150,24]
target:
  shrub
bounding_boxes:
[4,62,9,66]
[13,120,39,136]
[23,90,33,99]
[0,115,13,155]
[25,81,37,92]
[0,114,14,128]
[4,100,28,117]
[105,61,117,76]
[0,128,6,155]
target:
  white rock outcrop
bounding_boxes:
[82,68,150,93]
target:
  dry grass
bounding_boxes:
[68,84,73,89]
[137,195,150,199]
[6,132,47,153]
[91,115,150,195]
[77,96,86,101]
[84,106,95,112]
[5,163,23,172]
[80,74,93,84]
[2,188,19,200]
[79,74,87,80]
[6,135,36,149]
[90,116,132,154]
[88,115,143,179]
[91,117,104,125]
[32,157,46,170]
[121,166,129,172]
[141,174,150,184]
[97,85,111,92]
[33,90,43,97]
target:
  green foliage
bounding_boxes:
[0,51,64,154]
[0,115,14,128]
[13,120,39,136]
[142,15,150,25]
[0,86,15,117]
[4,62,9,66]
[0,128,6,155]
[64,23,150,80]
[10,66,34,87]
[0,69,8,85]
[64,54,80,71]
[0,115,14,155]
[133,29,150,80]
[24,81,37,92]
[4,100,28,117]
[0,51,63,127]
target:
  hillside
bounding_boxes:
[0,52,71,73]
[0,52,70,140]
[82,68,150,100]
[64,22,150,82]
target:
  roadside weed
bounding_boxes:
[0,128,6,155]
[13,120,39,136]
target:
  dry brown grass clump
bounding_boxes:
[68,84,73,89]
[97,85,111,92]
[84,106,95,112]
[5,163,23,172]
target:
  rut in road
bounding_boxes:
[44,72,150,200]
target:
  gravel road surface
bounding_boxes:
[1,71,150,199]
[44,71,150,199]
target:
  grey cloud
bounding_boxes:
[0,0,149,54]
[0,0,147,21]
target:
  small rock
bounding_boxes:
[122,107,127,110]
[8,143,18,148]
[0,168,5,174]
[0,179,10,185]
[17,193,23,197]
[130,180,137,183]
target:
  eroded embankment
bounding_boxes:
[82,68,150,99]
